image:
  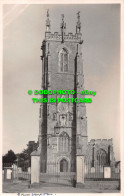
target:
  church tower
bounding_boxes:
[39,11,87,173]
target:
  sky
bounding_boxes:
[3,4,120,160]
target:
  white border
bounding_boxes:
[0,0,123,196]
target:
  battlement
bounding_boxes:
[44,10,83,44]
[88,138,113,146]
[45,32,83,43]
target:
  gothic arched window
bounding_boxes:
[97,149,108,166]
[59,132,70,152]
[59,48,68,72]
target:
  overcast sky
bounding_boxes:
[3,4,120,160]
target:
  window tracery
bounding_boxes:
[59,48,68,72]
[59,132,70,152]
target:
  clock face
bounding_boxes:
[58,102,68,113]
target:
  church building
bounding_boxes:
[38,10,87,173]
[35,10,116,175]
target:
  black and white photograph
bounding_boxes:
[1,1,123,195]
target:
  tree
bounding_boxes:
[3,150,17,163]
[17,141,38,166]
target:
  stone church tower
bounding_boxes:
[39,11,87,173]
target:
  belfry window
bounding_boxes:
[59,48,68,72]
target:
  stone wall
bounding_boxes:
[39,22,87,172]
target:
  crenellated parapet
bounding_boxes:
[45,32,83,44]
[44,10,83,44]
[88,138,113,146]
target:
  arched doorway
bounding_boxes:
[60,159,68,172]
